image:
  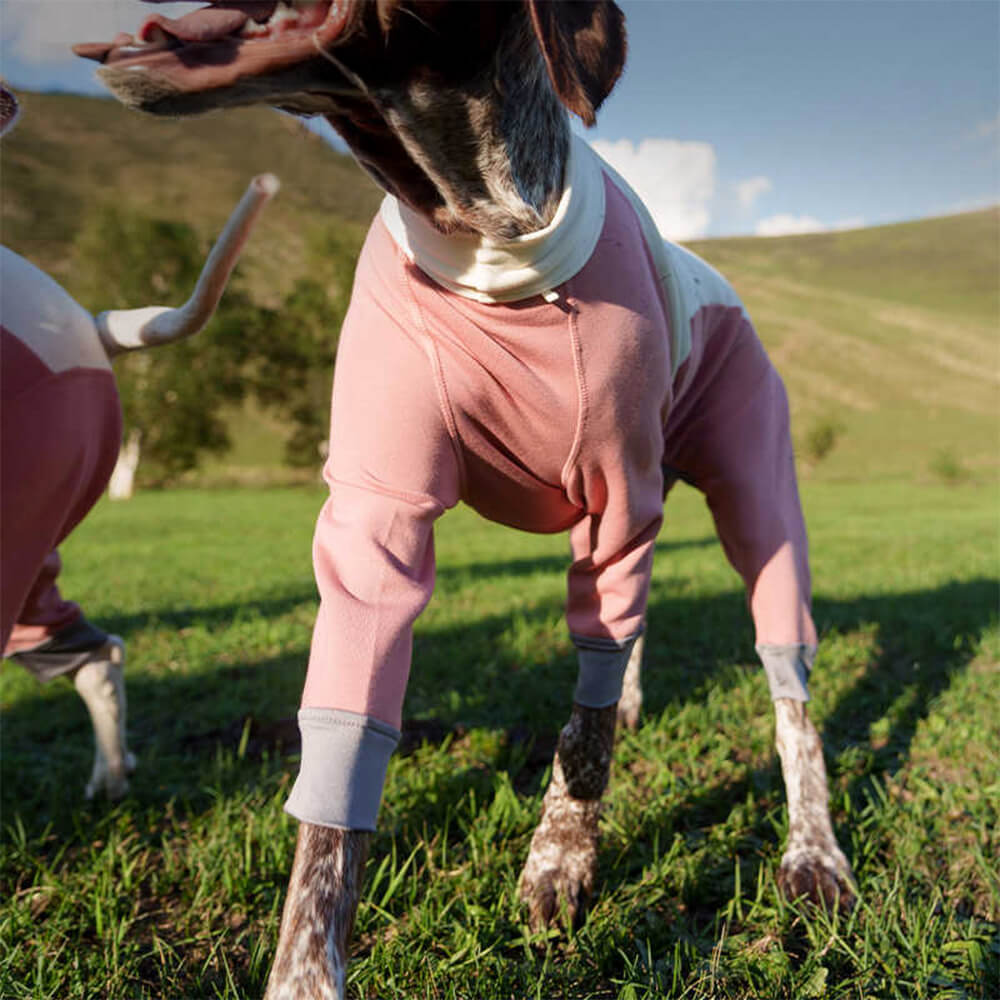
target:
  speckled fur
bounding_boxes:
[264,825,370,1000]
[519,704,617,928]
[616,632,644,731]
[94,0,855,980]
[773,698,856,911]
[378,14,569,238]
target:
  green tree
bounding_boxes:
[247,223,363,467]
[70,203,258,487]
[69,203,365,488]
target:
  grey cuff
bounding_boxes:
[8,617,112,682]
[571,631,642,708]
[285,708,400,832]
[756,643,815,702]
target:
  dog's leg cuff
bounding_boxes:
[285,708,400,832]
[9,617,112,682]
[571,631,642,708]
[756,643,815,702]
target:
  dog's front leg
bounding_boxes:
[265,823,370,1000]
[773,698,856,911]
[519,703,617,929]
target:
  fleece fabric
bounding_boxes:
[285,141,817,831]
[1,247,121,652]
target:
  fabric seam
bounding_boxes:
[399,254,469,499]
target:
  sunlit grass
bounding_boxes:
[1,481,997,998]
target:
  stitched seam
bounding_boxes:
[560,285,587,495]
[400,258,469,499]
[326,473,443,512]
[298,710,401,741]
[570,629,644,651]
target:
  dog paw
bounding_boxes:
[520,859,595,931]
[519,809,599,930]
[778,843,857,913]
[84,744,135,800]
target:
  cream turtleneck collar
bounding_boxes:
[379,135,606,304]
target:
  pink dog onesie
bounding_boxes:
[286,137,817,831]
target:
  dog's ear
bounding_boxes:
[526,0,626,127]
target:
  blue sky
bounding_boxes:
[2,0,997,238]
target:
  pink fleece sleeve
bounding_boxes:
[299,241,460,730]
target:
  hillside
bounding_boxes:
[689,210,999,483]
[2,92,997,485]
[1,91,383,300]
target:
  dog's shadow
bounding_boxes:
[1,570,994,876]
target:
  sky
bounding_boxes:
[2,0,998,239]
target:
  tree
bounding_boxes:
[70,203,259,489]
[245,223,363,467]
[69,203,365,490]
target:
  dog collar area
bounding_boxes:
[379,135,606,305]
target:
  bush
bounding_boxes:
[802,418,844,464]
[929,448,970,484]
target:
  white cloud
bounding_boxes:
[755,214,826,237]
[735,175,772,210]
[590,137,716,240]
[755,213,866,237]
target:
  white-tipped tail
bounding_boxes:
[97,173,279,355]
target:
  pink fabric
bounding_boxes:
[1,324,121,651]
[3,550,80,655]
[302,173,814,727]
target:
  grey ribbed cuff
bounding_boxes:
[756,643,815,702]
[8,617,112,682]
[571,631,642,708]
[284,708,400,832]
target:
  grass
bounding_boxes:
[1,88,997,998]
[3,92,997,491]
[2,480,997,998]
[690,208,1000,486]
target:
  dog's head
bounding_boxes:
[76,1,625,127]
[77,2,625,234]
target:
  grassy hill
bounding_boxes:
[689,210,999,484]
[3,91,997,485]
[1,91,383,299]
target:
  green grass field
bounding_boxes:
[2,480,997,999]
[2,91,998,998]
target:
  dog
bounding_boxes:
[1,84,276,799]
[76,3,857,995]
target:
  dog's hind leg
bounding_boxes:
[72,635,135,800]
[519,702,617,930]
[616,632,644,731]
[663,315,855,910]
[773,697,855,910]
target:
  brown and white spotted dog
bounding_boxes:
[76,3,856,995]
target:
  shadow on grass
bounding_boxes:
[91,586,320,638]
[2,570,996,1000]
[435,535,718,586]
[3,575,995,841]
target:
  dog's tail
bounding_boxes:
[96,173,280,356]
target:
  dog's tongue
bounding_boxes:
[139,8,250,44]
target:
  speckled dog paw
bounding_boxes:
[778,844,857,913]
[519,842,597,931]
[519,804,600,931]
